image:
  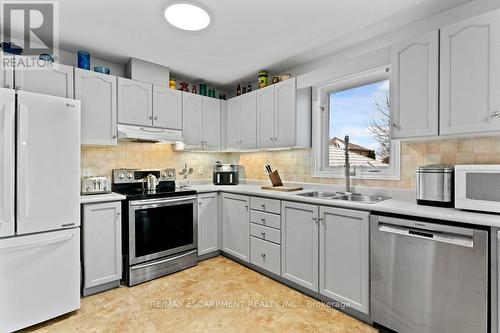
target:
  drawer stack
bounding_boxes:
[249,197,281,275]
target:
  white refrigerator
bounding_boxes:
[0,88,81,332]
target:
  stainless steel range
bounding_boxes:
[113,168,198,286]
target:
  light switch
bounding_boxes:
[198,166,204,175]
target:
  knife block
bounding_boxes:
[268,170,283,187]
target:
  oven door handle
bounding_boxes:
[131,249,198,270]
[130,196,197,207]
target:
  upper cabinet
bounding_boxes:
[225,91,257,151]
[0,58,13,89]
[274,78,297,146]
[440,9,500,136]
[203,97,221,150]
[391,30,439,139]
[182,92,204,149]
[74,68,117,146]
[226,96,242,150]
[153,85,182,130]
[257,84,276,149]
[15,62,74,98]
[117,77,152,127]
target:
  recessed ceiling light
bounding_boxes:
[164,3,211,31]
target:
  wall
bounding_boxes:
[81,142,237,180]
[237,136,500,189]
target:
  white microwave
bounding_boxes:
[455,165,500,213]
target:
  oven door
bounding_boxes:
[455,165,500,212]
[128,196,197,265]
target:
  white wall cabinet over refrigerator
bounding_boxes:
[197,193,219,256]
[15,62,74,99]
[222,193,249,262]
[74,68,117,146]
[440,9,500,135]
[117,77,153,127]
[391,30,439,138]
[319,207,370,315]
[82,201,122,296]
[281,201,319,292]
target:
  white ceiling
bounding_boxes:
[56,0,469,87]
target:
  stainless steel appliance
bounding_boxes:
[81,176,111,195]
[112,168,197,286]
[213,161,239,185]
[416,165,454,207]
[455,164,500,213]
[371,214,488,333]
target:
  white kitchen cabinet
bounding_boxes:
[15,62,74,98]
[222,193,249,262]
[74,68,117,145]
[153,85,182,130]
[440,9,500,135]
[82,201,122,296]
[203,97,221,150]
[257,84,275,148]
[117,77,153,127]
[281,201,319,292]
[391,30,439,138]
[197,193,219,256]
[182,92,203,149]
[274,78,297,147]
[319,207,370,314]
[0,59,13,89]
[226,96,242,150]
[241,91,258,149]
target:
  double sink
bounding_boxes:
[296,191,390,204]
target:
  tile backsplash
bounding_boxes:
[82,136,500,189]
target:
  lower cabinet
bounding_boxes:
[281,201,319,292]
[197,193,219,256]
[222,193,250,261]
[81,201,122,296]
[319,206,370,314]
[250,236,281,276]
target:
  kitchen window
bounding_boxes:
[312,66,400,180]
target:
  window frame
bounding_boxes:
[312,66,400,180]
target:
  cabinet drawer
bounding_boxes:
[250,210,281,229]
[250,197,281,214]
[250,236,281,276]
[250,223,280,244]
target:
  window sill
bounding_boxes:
[312,170,401,181]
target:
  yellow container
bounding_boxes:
[169,78,176,90]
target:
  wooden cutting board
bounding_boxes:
[261,185,303,192]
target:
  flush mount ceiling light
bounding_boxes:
[164,2,211,31]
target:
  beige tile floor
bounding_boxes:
[23,256,378,333]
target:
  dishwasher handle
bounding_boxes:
[378,222,474,248]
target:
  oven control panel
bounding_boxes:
[112,168,176,184]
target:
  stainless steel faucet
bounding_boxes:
[344,135,356,193]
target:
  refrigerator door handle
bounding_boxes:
[0,233,73,254]
[0,96,14,231]
[17,103,29,222]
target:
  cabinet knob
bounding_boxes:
[154,116,158,120]
[260,218,266,223]
[244,205,249,210]
[312,217,318,224]
[261,253,266,259]
[261,204,266,209]
[261,232,266,238]
[112,134,117,139]
[491,111,500,118]
[116,212,121,216]
[270,137,274,141]
[149,116,153,120]
[392,122,401,130]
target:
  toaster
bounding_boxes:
[81,176,111,195]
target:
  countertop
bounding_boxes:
[80,192,127,204]
[190,184,500,228]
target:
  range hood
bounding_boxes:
[117,124,183,143]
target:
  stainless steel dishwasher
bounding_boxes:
[371,215,488,333]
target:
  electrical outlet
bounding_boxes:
[198,166,204,175]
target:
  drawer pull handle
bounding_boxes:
[261,204,266,209]
[261,218,266,223]
[261,253,266,259]
[261,232,266,238]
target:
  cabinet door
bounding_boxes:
[203,97,221,150]
[117,77,152,127]
[153,85,182,130]
[226,97,241,150]
[241,91,257,149]
[281,201,318,292]
[197,193,219,256]
[391,31,438,138]
[440,9,500,135]
[16,63,74,98]
[74,68,117,145]
[82,202,122,289]
[0,57,13,89]
[257,85,275,148]
[274,79,296,147]
[319,207,370,314]
[182,92,203,148]
[222,193,249,261]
